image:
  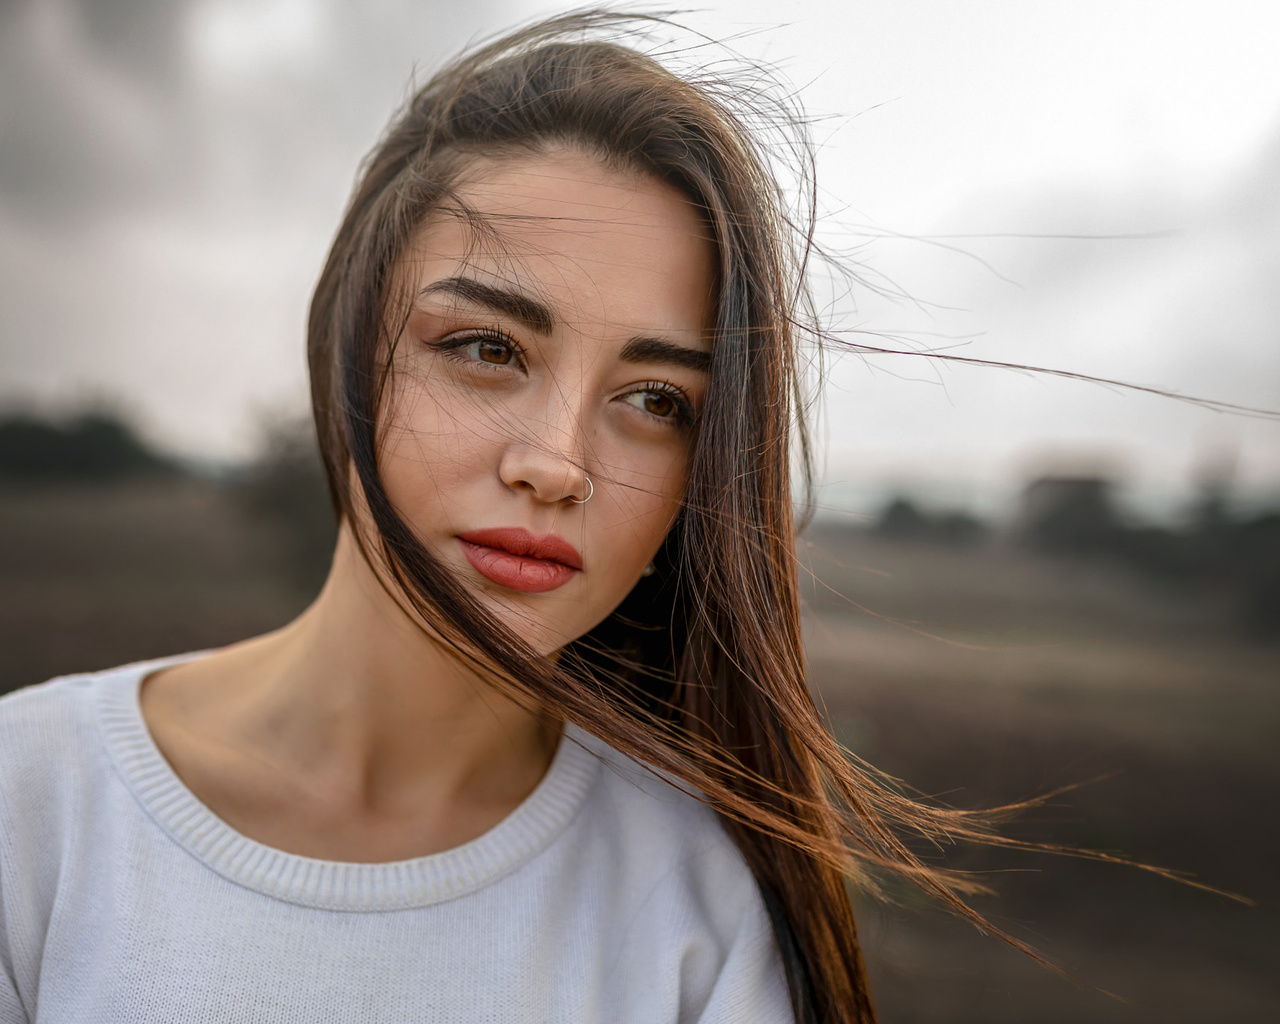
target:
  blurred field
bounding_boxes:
[1,480,1276,1022]
[803,524,1279,1022]
[0,480,310,690]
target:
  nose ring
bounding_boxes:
[570,477,593,504]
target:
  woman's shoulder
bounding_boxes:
[0,665,132,913]
[0,669,103,766]
[0,658,167,812]
[565,727,793,1019]
[572,727,733,834]
[568,726,760,914]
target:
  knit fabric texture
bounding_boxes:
[0,657,791,1023]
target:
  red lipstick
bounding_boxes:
[456,528,583,594]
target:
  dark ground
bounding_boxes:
[803,523,1279,1022]
[1,481,1276,1022]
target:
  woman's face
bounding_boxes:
[378,148,717,655]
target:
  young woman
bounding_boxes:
[0,12,1013,1023]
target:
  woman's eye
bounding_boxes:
[622,387,689,423]
[468,337,515,364]
[640,391,676,418]
[432,331,522,369]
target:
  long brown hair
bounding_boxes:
[307,11,1040,1021]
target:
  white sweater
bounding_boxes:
[0,657,792,1023]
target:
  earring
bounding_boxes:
[570,477,593,504]
[641,562,655,577]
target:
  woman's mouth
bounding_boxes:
[456,528,583,593]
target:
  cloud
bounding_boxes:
[0,0,189,220]
[0,0,508,459]
[818,113,1280,513]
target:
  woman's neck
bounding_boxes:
[139,525,562,861]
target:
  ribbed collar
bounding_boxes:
[91,655,601,912]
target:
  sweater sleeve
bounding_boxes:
[0,898,30,1024]
[0,678,84,1024]
[692,884,795,1024]
[0,788,33,1024]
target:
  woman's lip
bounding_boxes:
[456,528,583,594]
[456,528,583,569]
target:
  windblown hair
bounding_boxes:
[307,11,1030,1022]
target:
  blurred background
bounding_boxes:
[1,1,1277,1020]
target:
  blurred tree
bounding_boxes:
[235,418,337,597]
[1233,512,1280,640]
[875,497,928,541]
[0,413,177,482]
[874,497,986,547]
[1015,470,1280,640]
[932,511,986,546]
[1017,476,1123,555]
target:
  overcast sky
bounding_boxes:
[1,0,1277,519]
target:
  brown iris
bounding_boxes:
[477,338,512,364]
[642,392,676,417]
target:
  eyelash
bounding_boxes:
[431,328,526,370]
[625,380,697,427]
[428,330,697,426]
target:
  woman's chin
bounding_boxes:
[474,591,586,659]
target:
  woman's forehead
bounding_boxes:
[402,150,718,339]
[453,147,702,222]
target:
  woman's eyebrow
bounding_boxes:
[619,336,712,372]
[418,277,710,371]
[418,276,556,334]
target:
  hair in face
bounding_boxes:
[306,11,1039,1023]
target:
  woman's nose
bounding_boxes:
[496,399,592,505]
